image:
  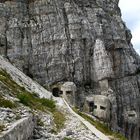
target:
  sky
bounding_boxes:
[119,0,140,54]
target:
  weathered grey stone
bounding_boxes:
[84,95,111,122]
[0,116,35,140]
[0,56,52,99]
[61,82,77,106]
[93,95,111,122]
[0,0,140,139]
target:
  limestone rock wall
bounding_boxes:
[0,0,140,139]
[0,56,52,99]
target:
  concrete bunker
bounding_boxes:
[93,95,111,121]
[84,95,111,121]
[83,97,95,114]
[61,82,76,106]
[124,110,138,124]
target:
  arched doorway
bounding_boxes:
[89,101,94,112]
[52,87,62,97]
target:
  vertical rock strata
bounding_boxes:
[0,0,140,139]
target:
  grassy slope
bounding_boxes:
[0,69,65,132]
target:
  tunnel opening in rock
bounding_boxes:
[52,87,62,97]
[66,91,72,95]
[100,106,106,110]
[94,105,97,109]
[89,102,94,112]
[23,66,33,79]
[128,114,135,117]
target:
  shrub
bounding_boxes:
[17,92,37,107]
[17,92,56,111]
[0,96,16,109]
[63,137,72,140]
[39,98,56,109]
[53,111,66,131]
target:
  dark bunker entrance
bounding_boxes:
[52,87,62,97]
[89,102,94,112]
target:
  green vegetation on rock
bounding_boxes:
[63,137,72,140]
[0,69,66,131]
[53,111,66,131]
[0,69,55,111]
[0,96,16,108]
[17,93,55,111]
[0,69,21,96]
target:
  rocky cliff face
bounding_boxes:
[0,0,140,139]
[0,56,103,140]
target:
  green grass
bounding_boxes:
[17,93,56,111]
[63,137,72,140]
[39,98,56,109]
[0,69,21,96]
[73,108,127,140]
[0,96,16,108]
[49,111,66,133]
[52,111,66,131]
[0,69,66,132]
[0,69,65,131]
[0,69,55,111]
[111,133,128,140]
